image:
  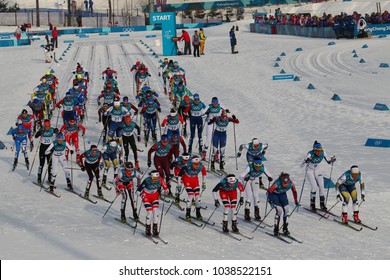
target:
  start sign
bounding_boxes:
[150,12,177,56]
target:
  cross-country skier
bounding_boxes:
[34,119,57,185]
[201,97,224,161]
[45,133,75,192]
[59,118,86,163]
[101,67,117,81]
[169,131,186,159]
[79,144,103,199]
[121,96,138,116]
[335,165,365,224]
[136,170,169,236]
[97,102,110,145]
[147,134,173,194]
[28,98,46,132]
[140,98,161,145]
[161,108,185,137]
[185,93,206,155]
[213,174,244,233]
[11,124,33,171]
[56,92,78,123]
[106,100,129,143]
[267,172,298,236]
[208,110,239,172]
[170,152,190,203]
[121,115,141,170]
[115,161,142,223]
[177,155,207,221]
[16,109,35,133]
[301,141,336,212]
[101,139,122,188]
[239,157,273,221]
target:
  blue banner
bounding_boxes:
[366,24,390,36]
[365,138,390,148]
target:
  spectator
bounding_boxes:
[84,0,88,11]
[89,0,94,13]
[49,22,53,30]
[199,28,206,55]
[45,35,50,45]
[15,25,22,40]
[51,26,58,48]
[192,30,200,57]
[20,24,26,32]
[179,30,191,55]
[229,26,238,54]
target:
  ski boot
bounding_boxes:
[153,223,159,236]
[66,178,73,191]
[210,160,215,172]
[49,184,55,193]
[175,194,180,204]
[97,187,104,199]
[342,212,348,224]
[320,196,327,211]
[222,220,229,233]
[310,198,316,212]
[152,132,157,143]
[25,157,30,170]
[145,224,152,237]
[12,158,17,171]
[254,206,261,221]
[195,207,203,221]
[101,175,107,188]
[185,208,191,221]
[84,182,91,198]
[353,211,361,223]
[120,209,126,223]
[219,159,225,171]
[273,224,279,236]
[232,220,239,233]
[37,173,42,186]
[244,208,251,221]
[282,223,290,236]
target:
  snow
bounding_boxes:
[1,15,390,267]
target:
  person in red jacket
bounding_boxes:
[51,26,58,48]
[179,30,191,55]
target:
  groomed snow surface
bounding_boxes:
[0,18,389,268]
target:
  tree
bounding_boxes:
[0,0,19,12]
[108,0,112,25]
[36,0,40,27]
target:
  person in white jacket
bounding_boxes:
[301,141,336,212]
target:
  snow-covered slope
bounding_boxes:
[0,19,389,263]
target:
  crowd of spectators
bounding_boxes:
[255,8,390,28]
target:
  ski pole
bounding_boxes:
[28,138,41,176]
[97,116,109,147]
[319,200,340,220]
[297,165,308,212]
[253,203,273,233]
[157,113,162,138]
[101,194,119,219]
[70,151,74,186]
[207,123,215,171]
[202,206,218,229]
[133,200,143,235]
[263,180,271,217]
[159,199,165,233]
[233,122,238,170]
[325,160,334,204]
[235,180,249,214]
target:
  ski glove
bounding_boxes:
[244,175,250,182]
[305,158,311,163]
[267,176,273,182]
[337,194,343,201]
[239,197,244,206]
[70,150,74,155]
[214,199,220,208]
[80,166,85,172]
[295,201,300,207]
[162,189,169,196]
[361,193,365,201]
[236,152,241,158]
[202,182,206,190]
[331,156,336,163]
[232,114,237,120]
[30,142,34,152]
[147,160,151,167]
[176,185,182,194]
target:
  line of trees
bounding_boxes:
[0,0,19,12]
